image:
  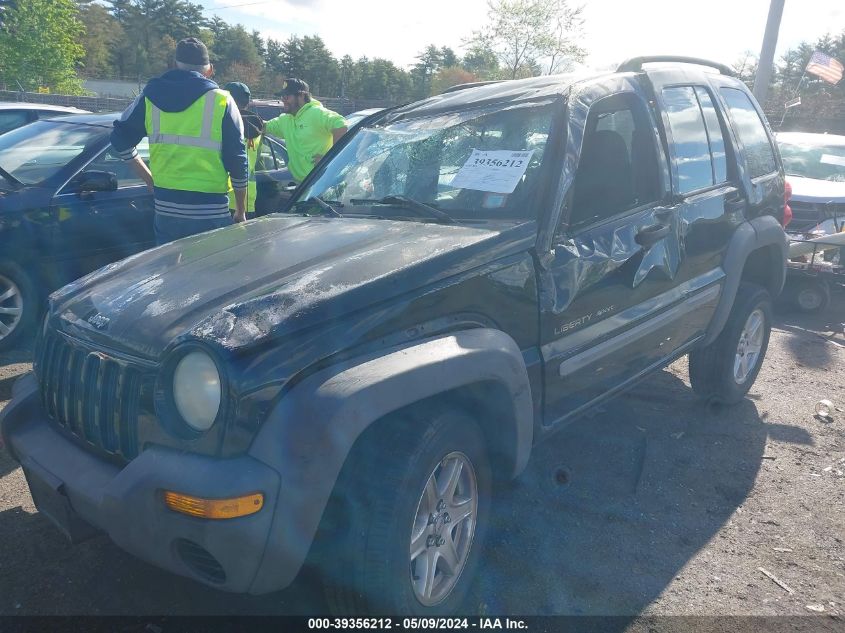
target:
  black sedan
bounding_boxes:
[0,114,293,350]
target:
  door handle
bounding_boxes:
[725,196,746,214]
[635,223,670,247]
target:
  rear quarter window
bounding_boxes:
[720,88,776,179]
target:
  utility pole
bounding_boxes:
[753,0,786,103]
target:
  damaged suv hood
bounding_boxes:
[49,215,528,358]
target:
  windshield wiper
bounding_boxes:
[292,196,344,217]
[349,195,455,224]
[0,165,21,190]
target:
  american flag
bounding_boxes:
[805,51,844,85]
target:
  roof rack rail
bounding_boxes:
[441,80,505,94]
[616,56,735,77]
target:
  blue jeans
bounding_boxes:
[154,213,233,246]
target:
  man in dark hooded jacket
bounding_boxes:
[110,37,249,245]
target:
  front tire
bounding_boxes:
[320,407,492,615]
[689,281,772,405]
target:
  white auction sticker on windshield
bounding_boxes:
[820,153,845,167]
[451,149,535,194]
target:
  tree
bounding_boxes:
[78,0,123,78]
[462,43,501,80]
[439,47,459,69]
[431,67,477,94]
[731,50,758,89]
[250,29,265,59]
[545,0,585,74]
[211,23,263,83]
[468,0,586,79]
[0,0,85,93]
[105,0,208,80]
[411,44,444,98]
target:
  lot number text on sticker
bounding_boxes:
[451,149,535,194]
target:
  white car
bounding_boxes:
[0,102,90,135]
[777,131,845,234]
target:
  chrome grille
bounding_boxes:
[36,332,142,460]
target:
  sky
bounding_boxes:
[203,0,845,72]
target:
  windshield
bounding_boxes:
[778,139,845,182]
[0,119,107,185]
[299,102,556,220]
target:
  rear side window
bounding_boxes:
[720,88,776,178]
[0,110,30,135]
[695,88,728,184]
[662,86,712,193]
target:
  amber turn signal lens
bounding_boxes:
[163,491,264,519]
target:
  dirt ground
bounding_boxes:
[0,295,843,618]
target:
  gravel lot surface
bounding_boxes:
[1,295,843,618]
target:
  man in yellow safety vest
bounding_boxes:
[265,78,347,183]
[110,38,249,245]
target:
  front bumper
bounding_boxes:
[1,373,285,593]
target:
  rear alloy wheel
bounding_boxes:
[0,263,38,352]
[733,308,766,385]
[689,281,773,404]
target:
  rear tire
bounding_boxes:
[789,277,830,314]
[319,406,492,615]
[0,262,39,352]
[689,282,772,405]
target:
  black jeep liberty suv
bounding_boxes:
[1,56,788,614]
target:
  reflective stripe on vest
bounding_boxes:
[148,93,222,151]
[145,90,229,194]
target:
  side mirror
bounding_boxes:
[283,181,298,193]
[73,170,118,194]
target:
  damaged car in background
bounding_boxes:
[0,114,292,351]
[1,56,787,615]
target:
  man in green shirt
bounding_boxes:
[265,78,348,182]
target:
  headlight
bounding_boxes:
[172,351,221,432]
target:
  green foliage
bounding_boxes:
[106,0,208,79]
[468,0,586,79]
[0,0,85,93]
[211,23,263,83]
[462,43,502,80]
[78,1,123,78]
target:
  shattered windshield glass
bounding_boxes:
[298,103,556,220]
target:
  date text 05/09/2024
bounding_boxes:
[307,618,529,630]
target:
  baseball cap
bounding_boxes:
[223,81,251,109]
[175,37,210,66]
[275,78,309,97]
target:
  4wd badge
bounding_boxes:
[87,313,110,330]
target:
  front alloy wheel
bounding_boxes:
[410,451,478,606]
[320,408,491,615]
